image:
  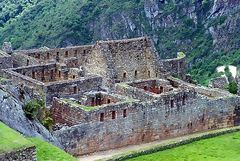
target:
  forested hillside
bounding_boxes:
[0,0,240,85]
[0,0,37,27]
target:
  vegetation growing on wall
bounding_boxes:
[23,99,44,120]
[23,99,53,131]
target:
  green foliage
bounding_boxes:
[208,16,227,27]
[23,99,54,130]
[0,0,144,49]
[23,99,44,120]
[0,0,38,27]
[228,82,238,94]
[41,117,53,131]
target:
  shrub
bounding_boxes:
[228,82,238,94]
[23,99,43,120]
[41,117,53,131]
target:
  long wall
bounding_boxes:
[53,93,240,155]
[51,97,136,128]
[18,45,93,67]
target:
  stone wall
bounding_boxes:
[11,37,187,86]
[161,52,186,79]
[53,94,239,155]
[45,76,102,104]
[209,76,229,89]
[0,55,13,70]
[11,53,40,68]
[51,96,137,128]
[0,51,13,75]
[3,66,102,105]
[0,146,36,161]
[3,69,45,91]
[84,37,162,87]
[18,45,93,67]
[11,63,62,83]
[115,79,196,103]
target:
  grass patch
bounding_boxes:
[126,131,240,161]
[0,122,77,160]
[177,52,185,59]
[0,122,33,154]
[62,99,97,111]
[28,138,77,161]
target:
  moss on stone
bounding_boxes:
[118,83,130,88]
[177,52,185,59]
[62,99,98,111]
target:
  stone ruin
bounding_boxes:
[1,37,240,156]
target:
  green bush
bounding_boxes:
[228,82,238,94]
[24,99,54,131]
[41,117,53,131]
[23,99,43,120]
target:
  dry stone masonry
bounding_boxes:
[0,147,36,161]
[1,36,240,156]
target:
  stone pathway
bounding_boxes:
[79,127,240,161]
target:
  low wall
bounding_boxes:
[0,146,36,161]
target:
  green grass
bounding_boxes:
[127,132,240,161]
[62,99,97,111]
[0,121,76,160]
[0,122,34,154]
[28,138,77,161]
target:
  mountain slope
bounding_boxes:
[0,0,240,85]
[0,0,38,27]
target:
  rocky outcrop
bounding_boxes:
[210,0,240,18]
[2,42,13,54]
[0,82,62,148]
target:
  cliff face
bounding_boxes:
[0,82,62,148]
[0,0,240,84]
[90,0,239,56]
